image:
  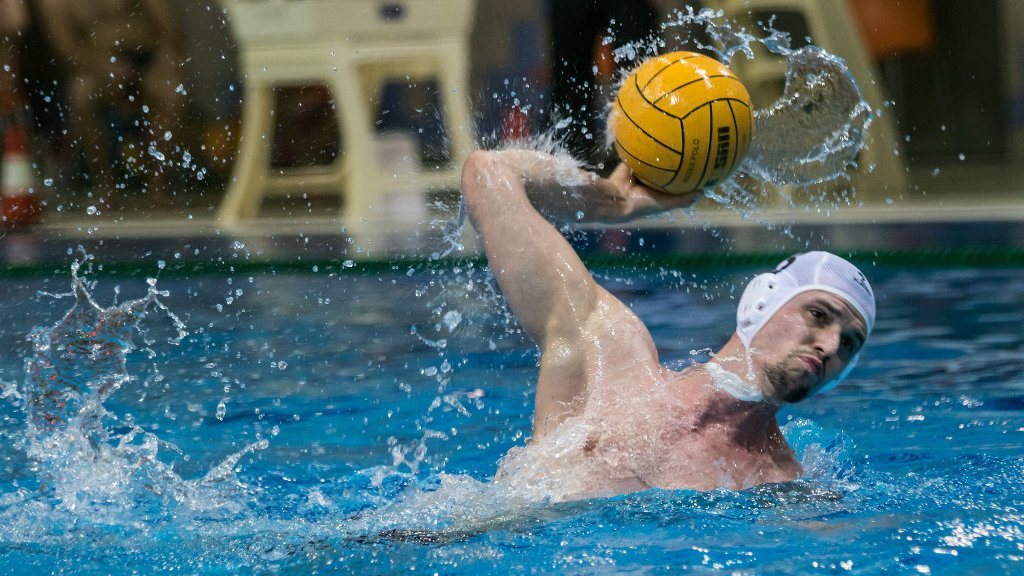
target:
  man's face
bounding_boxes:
[749,290,868,403]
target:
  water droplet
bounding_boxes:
[958,153,966,161]
[342,259,355,268]
[175,84,186,95]
[215,401,227,421]
[163,131,173,141]
[86,205,98,215]
[443,310,462,331]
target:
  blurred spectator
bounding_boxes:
[545,0,660,163]
[0,0,29,120]
[36,0,186,205]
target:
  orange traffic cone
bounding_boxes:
[1,124,41,228]
[501,105,531,143]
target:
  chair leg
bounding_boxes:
[802,1,910,196]
[438,43,476,171]
[218,81,275,224]
[334,60,380,223]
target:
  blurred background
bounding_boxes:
[0,0,1021,231]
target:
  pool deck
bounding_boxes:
[3,162,1024,268]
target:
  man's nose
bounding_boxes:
[815,326,842,359]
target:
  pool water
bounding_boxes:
[0,259,1022,574]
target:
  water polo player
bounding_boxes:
[461,149,874,499]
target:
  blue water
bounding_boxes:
[0,259,1022,574]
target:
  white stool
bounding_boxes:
[217,0,477,225]
[708,0,910,199]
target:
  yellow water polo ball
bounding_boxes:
[609,51,753,194]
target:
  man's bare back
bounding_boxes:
[461,149,874,501]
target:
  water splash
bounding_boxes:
[23,260,185,432]
[337,416,861,546]
[741,47,872,188]
[593,8,873,217]
[9,260,266,523]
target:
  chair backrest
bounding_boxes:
[225,0,476,48]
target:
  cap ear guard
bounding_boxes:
[736,272,793,348]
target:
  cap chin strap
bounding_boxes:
[705,362,764,403]
[817,354,859,394]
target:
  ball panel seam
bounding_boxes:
[615,94,684,156]
[651,74,742,110]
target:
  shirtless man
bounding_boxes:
[461,149,874,501]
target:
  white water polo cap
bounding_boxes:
[736,252,875,391]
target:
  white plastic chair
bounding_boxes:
[217,0,477,225]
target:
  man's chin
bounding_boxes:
[781,384,811,404]
[765,365,813,404]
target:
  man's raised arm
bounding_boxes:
[462,149,701,434]
[460,149,698,347]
